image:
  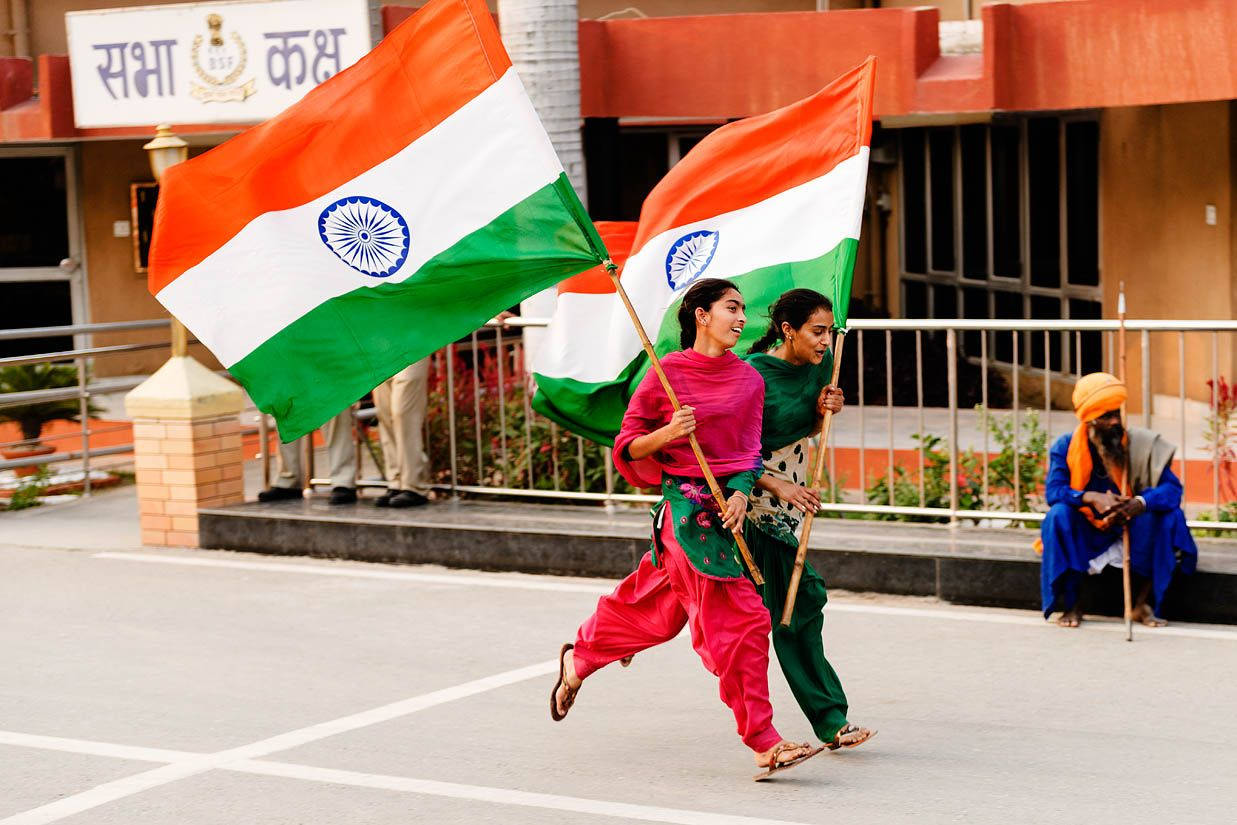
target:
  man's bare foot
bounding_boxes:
[1057,606,1083,627]
[754,740,813,768]
[554,647,582,718]
[1132,603,1168,627]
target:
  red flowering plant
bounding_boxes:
[422,337,633,496]
[1204,377,1237,505]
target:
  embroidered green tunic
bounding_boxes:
[653,471,760,580]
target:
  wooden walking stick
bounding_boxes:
[781,331,846,626]
[1117,283,1135,642]
[604,263,764,585]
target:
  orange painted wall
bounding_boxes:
[1000,0,1237,111]
[1100,101,1235,411]
[579,7,935,120]
[78,140,220,377]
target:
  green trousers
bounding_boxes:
[744,523,849,742]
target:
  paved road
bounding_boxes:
[1,530,1235,824]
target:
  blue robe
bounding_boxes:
[1039,433,1198,617]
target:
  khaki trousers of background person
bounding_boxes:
[273,408,358,489]
[373,358,430,495]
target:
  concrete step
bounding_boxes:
[198,498,1237,624]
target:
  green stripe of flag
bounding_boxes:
[236,174,604,441]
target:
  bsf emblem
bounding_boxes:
[190,13,256,102]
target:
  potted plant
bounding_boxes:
[0,364,101,477]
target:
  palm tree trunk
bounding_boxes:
[497,0,586,199]
[497,0,585,370]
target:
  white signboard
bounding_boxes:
[66,0,371,128]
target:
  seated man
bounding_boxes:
[1040,372,1198,627]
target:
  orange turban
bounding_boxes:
[1072,372,1127,424]
[1067,372,1129,526]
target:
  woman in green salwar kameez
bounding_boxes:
[743,288,875,751]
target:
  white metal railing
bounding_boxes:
[291,316,1237,533]
[7,315,1231,534]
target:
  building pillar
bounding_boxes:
[125,355,245,547]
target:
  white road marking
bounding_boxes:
[0,730,816,825]
[94,550,1237,642]
[94,551,614,594]
[0,731,195,763]
[0,660,555,825]
[229,760,816,825]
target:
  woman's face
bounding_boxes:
[695,288,747,350]
[783,307,834,364]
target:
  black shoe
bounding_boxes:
[388,490,429,508]
[329,486,358,505]
[257,486,302,503]
[374,489,397,507]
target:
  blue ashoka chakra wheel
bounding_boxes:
[318,196,410,278]
[664,230,720,290]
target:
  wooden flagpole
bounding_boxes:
[1117,282,1134,642]
[604,264,763,585]
[780,331,846,626]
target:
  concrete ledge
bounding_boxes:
[199,499,1237,625]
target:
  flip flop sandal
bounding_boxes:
[827,724,877,751]
[549,643,580,722]
[753,742,824,781]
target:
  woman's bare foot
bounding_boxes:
[1056,606,1083,627]
[754,740,813,768]
[1132,602,1167,627]
[553,647,582,718]
[827,723,876,750]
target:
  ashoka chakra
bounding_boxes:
[318,196,410,278]
[664,230,720,290]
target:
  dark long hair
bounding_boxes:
[747,288,833,354]
[677,278,741,349]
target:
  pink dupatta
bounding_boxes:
[613,349,764,488]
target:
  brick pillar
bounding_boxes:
[125,355,245,548]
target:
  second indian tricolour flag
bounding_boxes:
[533,58,875,444]
[148,0,605,441]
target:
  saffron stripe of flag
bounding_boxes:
[532,57,875,444]
[148,0,606,441]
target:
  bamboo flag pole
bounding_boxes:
[780,331,846,626]
[604,264,764,585]
[1117,282,1134,642]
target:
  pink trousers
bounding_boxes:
[572,511,782,753]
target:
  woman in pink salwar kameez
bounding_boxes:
[549,278,822,780]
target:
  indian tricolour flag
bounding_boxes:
[148,0,605,442]
[533,58,875,444]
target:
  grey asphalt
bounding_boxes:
[2,492,1236,824]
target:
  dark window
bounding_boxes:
[928,129,956,272]
[992,290,1022,363]
[990,124,1021,279]
[583,119,669,221]
[0,281,73,357]
[960,125,988,279]
[1069,298,1104,374]
[931,283,956,318]
[1066,121,1100,286]
[961,286,988,355]
[903,279,928,318]
[901,130,927,274]
[1029,295,1063,371]
[1026,118,1060,288]
[898,117,1099,374]
[0,157,69,269]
